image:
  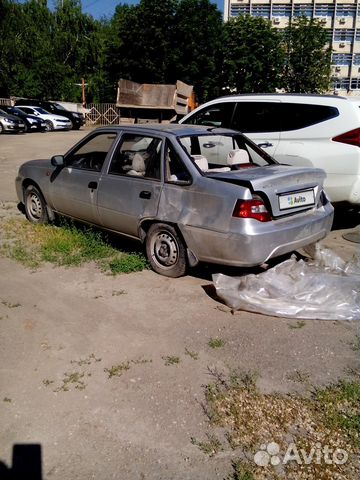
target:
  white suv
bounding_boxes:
[180,94,360,205]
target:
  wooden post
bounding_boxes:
[81,78,86,107]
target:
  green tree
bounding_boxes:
[221,15,284,94]
[53,0,104,101]
[282,16,332,93]
[105,0,177,92]
[171,0,223,102]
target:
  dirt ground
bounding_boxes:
[0,131,359,479]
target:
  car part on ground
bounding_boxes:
[213,246,360,320]
[15,124,334,277]
[180,93,360,206]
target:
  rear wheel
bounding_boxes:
[45,120,54,131]
[24,185,49,224]
[146,223,187,277]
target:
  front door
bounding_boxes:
[49,131,118,224]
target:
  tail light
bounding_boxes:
[232,199,272,222]
[332,128,360,147]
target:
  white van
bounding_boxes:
[180,94,360,205]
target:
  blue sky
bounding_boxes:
[60,0,224,19]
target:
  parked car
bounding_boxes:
[15,106,72,131]
[15,124,333,277]
[15,99,84,130]
[180,94,360,206]
[0,108,26,134]
[1,105,47,132]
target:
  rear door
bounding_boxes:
[97,132,163,237]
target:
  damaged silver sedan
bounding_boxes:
[15,124,334,277]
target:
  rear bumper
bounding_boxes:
[180,203,334,267]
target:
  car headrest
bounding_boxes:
[192,155,208,172]
[227,149,250,165]
[132,153,146,173]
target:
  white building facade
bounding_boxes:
[224,0,360,94]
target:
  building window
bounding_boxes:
[351,78,360,89]
[353,54,360,66]
[314,5,335,18]
[293,5,313,18]
[333,78,350,90]
[356,31,360,42]
[251,5,270,19]
[332,53,352,66]
[334,29,355,42]
[230,5,250,17]
[336,5,356,18]
[272,5,292,17]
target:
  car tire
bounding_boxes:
[0,123,3,134]
[146,223,187,277]
[45,120,54,131]
[24,185,49,224]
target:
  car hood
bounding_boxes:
[208,165,327,217]
[0,113,21,122]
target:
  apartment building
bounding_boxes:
[224,0,360,94]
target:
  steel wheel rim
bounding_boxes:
[26,192,43,220]
[151,231,179,269]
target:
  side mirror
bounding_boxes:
[51,155,65,167]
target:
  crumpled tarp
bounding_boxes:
[213,246,360,321]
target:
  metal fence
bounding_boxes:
[0,98,11,106]
[84,103,127,126]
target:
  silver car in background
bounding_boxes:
[15,124,333,277]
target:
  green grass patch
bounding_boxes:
[0,218,148,274]
[208,337,225,349]
[162,355,181,366]
[104,358,152,378]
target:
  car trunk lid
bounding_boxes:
[207,165,326,218]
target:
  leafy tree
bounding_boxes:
[105,0,177,92]
[53,0,104,101]
[221,15,284,94]
[171,0,223,102]
[282,16,332,93]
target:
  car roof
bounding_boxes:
[95,123,238,137]
[213,93,350,101]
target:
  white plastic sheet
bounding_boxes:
[213,246,360,321]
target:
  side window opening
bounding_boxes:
[66,133,117,171]
[165,141,191,183]
[232,102,281,133]
[184,102,234,128]
[280,103,339,131]
[109,133,162,180]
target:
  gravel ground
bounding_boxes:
[0,131,359,479]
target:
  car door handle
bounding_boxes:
[139,190,151,199]
[203,142,216,148]
[88,181,98,190]
[257,142,273,148]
